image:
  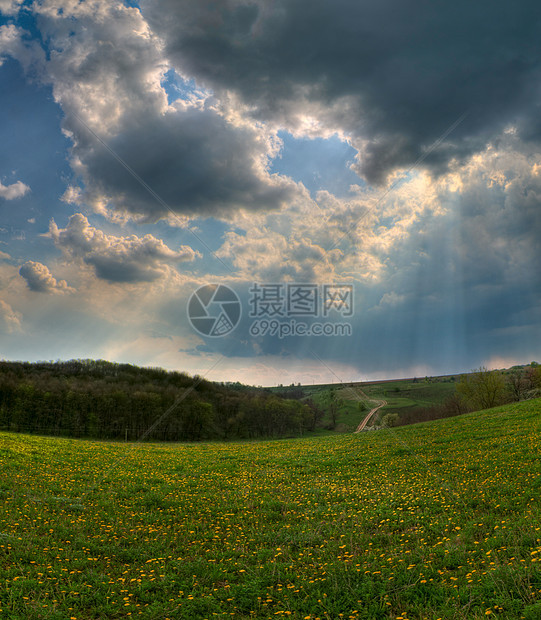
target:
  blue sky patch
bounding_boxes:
[270,131,363,198]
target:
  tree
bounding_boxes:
[326,387,340,429]
[525,365,541,392]
[304,398,324,431]
[507,370,529,401]
[181,400,214,440]
[456,367,508,411]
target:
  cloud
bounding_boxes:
[19,261,73,294]
[142,0,541,183]
[0,179,30,200]
[217,227,343,282]
[69,106,297,220]
[0,299,21,333]
[0,23,44,71]
[0,0,23,16]
[434,140,541,289]
[2,0,297,221]
[212,175,438,284]
[49,213,199,283]
[378,291,406,308]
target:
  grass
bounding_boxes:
[0,398,540,618]
[359,378,457,422]
[304,377,457,430]
[347,379,457,426]
[294,385,375,432]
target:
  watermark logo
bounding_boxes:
[249,283,353,318]
[248,283,354,339]
[187,284,241,337]
[188,282,354,338]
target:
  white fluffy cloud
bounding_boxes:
[0,179,30,200]
[19,260,73,293]
[0,0,23,16]
[0,299,21,333]
[217,226,343,282]
[49,214,199,283]
[0,23,44,71]
[213,167,444,284]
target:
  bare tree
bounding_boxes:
[326,387,340,429]
[507,370,529,401]
[456,367,508,411]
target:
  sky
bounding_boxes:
[0,0,540,386]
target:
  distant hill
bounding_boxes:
[275,363,541,431]
[1,359,539,441]
[0,359,323,442]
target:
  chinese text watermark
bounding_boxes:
[187,283,354,338]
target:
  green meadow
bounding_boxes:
[1,399,541,619]
[299,376,458,431]
[358,378,457,421]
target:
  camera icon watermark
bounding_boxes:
[187,282,354,338]
[187,284,242,337]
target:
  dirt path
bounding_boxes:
[354,400,387,433]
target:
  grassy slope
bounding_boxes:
[360,379,457,422]
[302,378,457,431]
[1,399,540,619]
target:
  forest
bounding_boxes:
[0,360,323,441]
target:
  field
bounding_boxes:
[299,377,458,430]
[358,378,458,425]
[1,399,541,619]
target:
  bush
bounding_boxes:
[382,413,399,427]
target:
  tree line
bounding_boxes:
[0,359,323,441]
[387,364,541,427]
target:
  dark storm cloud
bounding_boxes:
[2,1,298,222]
[74,106,295,219]
[142,0,541,183]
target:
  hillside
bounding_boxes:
[279,366,540,431]
[0,360,322,441]
[1,398,540,618]
[295,377,459,431]
[2,360,539,441]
